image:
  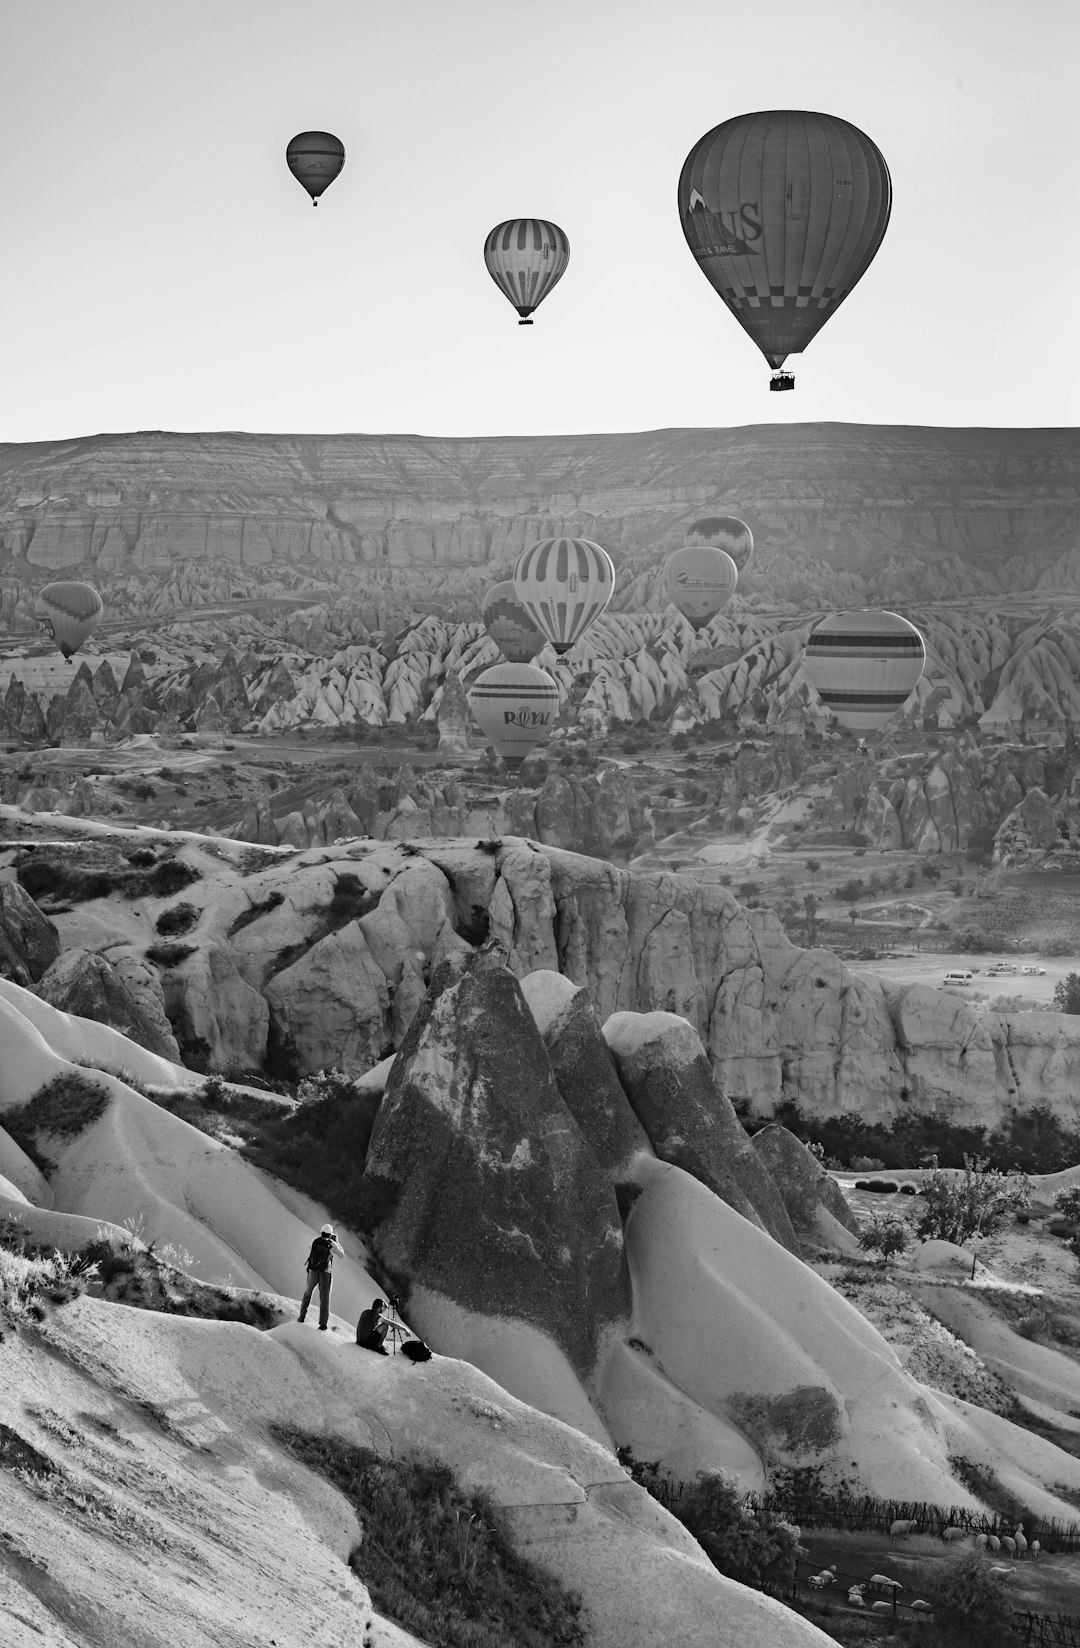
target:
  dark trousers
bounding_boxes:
[299,1268,331,1327]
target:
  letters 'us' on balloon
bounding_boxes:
[679,110,891,389]
[802,608,925,735]
[467,662,560,769]
[513,537,614,655]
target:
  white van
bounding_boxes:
[1021,965,1046,976]
[942,970,974,985]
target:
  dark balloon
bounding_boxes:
[484,219,569,323]
[35,582,105,659]
[286,132,345,205]
[481,580,547,664]
[679,111,891,381]
[686,516,754,576]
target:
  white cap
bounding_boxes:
[320,1223,335,1235]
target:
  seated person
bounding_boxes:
[355,1297,389,1354]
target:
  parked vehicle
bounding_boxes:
[1021,965,1046,976]
[943,971,974,985]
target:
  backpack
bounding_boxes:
[400,1337,432,1363]
[306,1234,333,1273]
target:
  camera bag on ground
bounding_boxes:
[400,1338,432,1363]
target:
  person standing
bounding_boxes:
[298,1222,344,1330]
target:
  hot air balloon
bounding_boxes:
[286,131,345,205]
[484,219,569,324]
[686,516,754,576]
[481,580,547,664]
[802,609,925,735]
[678,111,892,389]
[466,661,560,769]
[664,545,738,630]
[35,582,104,660]
[513,537,614,655]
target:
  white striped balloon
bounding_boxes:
[803,609,925,733]
[513,537,614,655]
[466,662,559,768]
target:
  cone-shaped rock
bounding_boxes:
[750,1124,862,1243]
[363,954,630,1375]
[0,880,60,985]
[521,970,652,1183]
[91,659,120,717]
[34,948,180,1059]
[120,652,146,695]
[436,670,471,754]
[604,1010,800,1254]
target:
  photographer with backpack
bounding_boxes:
[298,1223,344,1330]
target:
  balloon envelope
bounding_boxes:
[484,219,569,321]
[513,537,614,655]
[664,545,738,630]
[686,515,754,575]
[286,132,345,203]
[35,582,104,659]
[481,580,547,664]
[466,662,560,767]
[678,110,891,371]
[803,609,925,734]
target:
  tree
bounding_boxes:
[858,1212,911,1262]
[802,892,819,948]
[915,1156,1030,1245]
[912,1549,1020,1647]
[1053,972,1080,1015]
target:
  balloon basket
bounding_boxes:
[769,372,795,392]
[517,319,534,326]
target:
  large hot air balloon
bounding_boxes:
[664,545,738,630]
[35,582,104,660]
[802,609,925,735]
[286,132,345,205]
[686,516,755,576]
[513,537,614,655]
[484,219,569,324]
[466,661,560,769]
[678,111,892,389]
[481,580,547,664]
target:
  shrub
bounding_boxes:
[145,942,197,967]
[227,888,285,935]
[273,1430,585,1647]
[155,901,199,936]
[858,1212,911,1261]
[2,1074,110,1172]
[909,1549,1020,1646]
[1054,973,1080,1014]
[915,1156,1030,1245]
[1053,1185,1080,1222]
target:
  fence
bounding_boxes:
[767,1487,1080,1554]
[1019,1615,1080,1648]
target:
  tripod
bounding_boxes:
[383,1298,410,1356]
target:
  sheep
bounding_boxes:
[941,1525,968,1542]
[1001,1535,1017,1557]
[974,1533,989,1550]
[1013,1525,1028,1556]
[1030,1539,1041,1558]
[847,1588,866,1607]
[869,1574,904,1593]
[890,1518,918,1537]
[911,1600,933,1612]
[871,1599,893,1613]
[808,1573,833,1590]
[987,1535,1001,1552]
[988,1566,1014,1579]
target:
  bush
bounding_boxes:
[2,1074,110,1172]
[273,1430,585,1647]
[227,888,285,935]
[858,1212,911,1261]
[910,1549,1020,1646]
[145,942,197,967]
[1054,972,1080,1014]
[915,1156,1030,1245]
[155,901,199,936]
[620,1451,796,1592]
[1053,1185,1080,1223]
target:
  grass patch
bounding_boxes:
[240,1072,386,1233]
[15,849,202,905]
[2,1073,110,1173]
[272,1429,586,1647]
[227,888,285,935]
[145,941,197,967]
[0,1222,99,1331]
[78,1231,282,1325]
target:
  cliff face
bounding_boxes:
[1,424,1077,598]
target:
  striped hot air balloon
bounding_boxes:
[802,609,925,734]
[481,580,546,664]
[466,661,560,769]
[686,515,754,576]
[286,131,345,205]
[484,219,569,324]
[513,537,614,655]
[35,582,104,659]
[678,110,892,388]
[664,545,738,630]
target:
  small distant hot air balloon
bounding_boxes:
[35,582,104,660]
[484,219,569,324]
[685,516,754,576]
[802,609,925,734]
[481,580,547,664]
[665,545,738,630]
[286,131,345,205]
[513,537,614,656]
[679,110,892,389]
[466,661,560,769]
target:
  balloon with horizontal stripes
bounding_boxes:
[678,110,891,378]
[483,219,569,323]
[481,580,547,664]
[286,132,345,205]
[686,515,754,575]
[466,662,560,768]
[35,582,105,659]
[664,545,738,630]
[803,609,925,734]
[512,537,615,655]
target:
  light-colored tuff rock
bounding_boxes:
[34,948,180,1061]
[749,1124,862,1243]
[0,877,60,985]
[264,923,392,1077]
[170,942,270,1072]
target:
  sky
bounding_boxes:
[2,0,1077,443]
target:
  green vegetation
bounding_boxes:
[145,941,197,967]
[16,849,201,905]
[227,888,285,935]
[0,1221,98,1330]
[915,1156,1029,1245]
[2,1073,111,1173]
[273,1429,586,1647]
[1054,972,1080,1014]
[910,1551,1020,1647]
[770,1099,1080,1176]
[857,1211,911,1261]
[155,901,200,936]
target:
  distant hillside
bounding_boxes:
[0,425,1077,609]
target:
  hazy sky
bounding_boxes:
[3,0,1077,442]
